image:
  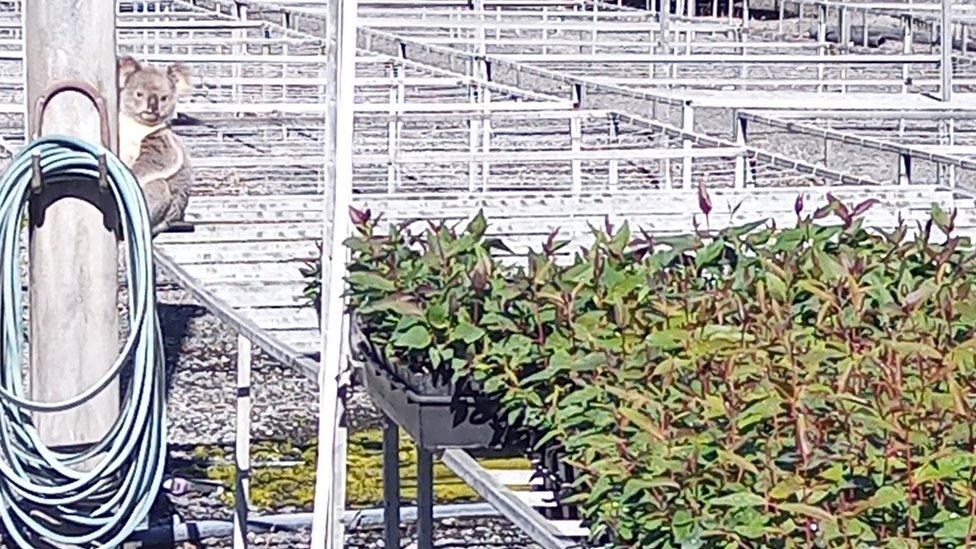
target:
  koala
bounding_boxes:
[117,55,193,236]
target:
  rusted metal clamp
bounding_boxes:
[31,79,113,194]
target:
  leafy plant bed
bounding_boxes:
[338,195,976,547]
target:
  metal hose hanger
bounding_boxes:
[0,84,165,547]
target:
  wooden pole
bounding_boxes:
[24,0,120,451]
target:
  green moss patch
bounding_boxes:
[183,428,530,509]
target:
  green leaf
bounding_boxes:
[622,478,678,500]
[702,395,727,419]
[619,408,665,441]
[481,312,518,332]
[426,303,450,329]
[796,279,834,303]
[736,393,783,429]
[709,492,766,508]
[849,486,905,515]
[572,352,606,372]
[609,222,631,253]
[451,322,485,344]
[776,503,836,524]
[765,272,788,301]
[466,210,488,238]
[715,449,759,475]
[887,340,941,360]
[813,247,845,281]
[932,203,952,234]
[646,329,686,351]
[769,476,805,500]
[732,519,766,540]
[358,294,424,316]
[935,516,976,539]
[695,241,726,269]
[348,271,396,292]
[522,367,560,385]
[393,325,431,349]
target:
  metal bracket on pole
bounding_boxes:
[31,79,114,194]
[32,80,112,145]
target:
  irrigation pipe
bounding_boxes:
[129,504,502,545]
[0,136,165,547]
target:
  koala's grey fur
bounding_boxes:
[117,55,193,236]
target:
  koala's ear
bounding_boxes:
[167,63,191,95]
[118,56,140,87]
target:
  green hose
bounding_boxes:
[0,135,165,547]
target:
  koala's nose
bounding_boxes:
[147,94,159,112]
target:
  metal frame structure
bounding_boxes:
[207,1,976,548]
[0,0,971,547]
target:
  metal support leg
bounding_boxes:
[234,335,252,549]
[733,112,746,189]
[862,11,869,47]
[608,113,619,190]
[899,153,912,185]
[941,0,953,102]
[902,16,913,94]
[681,102,694,188]
[570,83,583,194]
[417,446,435,549]
[382,415,400,549]
[816,4,826,93]
[949,118,956,186]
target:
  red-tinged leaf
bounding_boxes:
[795,413,810,462]
[543,228,560,255]
[698,180,713,216]
[484,238,514,254]
[639,226,654,242]
[852,198,880,217]
[349,206,370,224]
[731,199,744,218]
[794,194,804,216]
[903,280,937,309]
[398,217,422,230]
[715,449,760,475]
[813,202,832,219]
[948,374,968,416]
[935,237,961,266]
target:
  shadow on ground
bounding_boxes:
[157,302,207,397]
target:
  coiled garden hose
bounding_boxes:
[0,136,165,547]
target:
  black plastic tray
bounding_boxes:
[350,315,519,451]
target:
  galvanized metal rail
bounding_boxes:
[190,1,976,547]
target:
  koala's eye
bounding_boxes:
[135,91,144,98]
[160,95,169,102]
